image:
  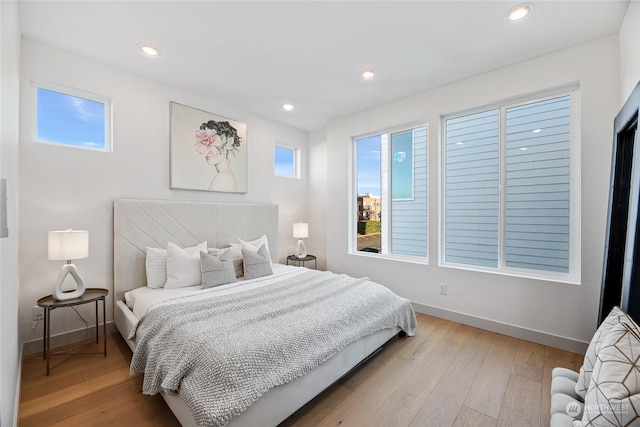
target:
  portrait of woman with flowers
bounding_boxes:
[170,102,247,193]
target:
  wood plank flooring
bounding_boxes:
[19,313,583,426]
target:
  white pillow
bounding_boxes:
[582,320,640,426]
[239,235,271,261]
[145,247,167,288]
[164,241,207,289]
[576,306,629,398]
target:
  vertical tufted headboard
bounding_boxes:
[113,199,278,301]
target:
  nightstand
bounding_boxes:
[37,288,108,375]
[286,254,317,269]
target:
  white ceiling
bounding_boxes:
[17,1,629,131]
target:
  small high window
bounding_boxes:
[34,83,112,152]
[274,145,298,178]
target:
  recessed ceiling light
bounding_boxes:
[506,5,531,22]
[282,104,294,111]
[532,128,542,133]
[140,44,160,56]
[361,69,376,80]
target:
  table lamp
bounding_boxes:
[48,229,89,300]
[293,222,308,259]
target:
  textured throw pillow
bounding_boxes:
[576,307,630,398]
[145,247,167,288]
[582,321,640,426]
[224,244,245,278]
[239,235,271,260]
[207,247,225,257]
[164,241,207,289]
[200,250,237,289]
[242,244,273,280]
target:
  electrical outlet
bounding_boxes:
[439,283,447,295]
[32,306,44,321]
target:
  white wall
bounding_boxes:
[18,39,308,347]
[306,127,328,271]
[319,35,620,351]
[0,1,21,425]
[619,0,640,103]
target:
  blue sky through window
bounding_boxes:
[37,87,106,150]
[274,146,295,178]
[357,135,381,196]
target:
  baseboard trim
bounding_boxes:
[22,321,117,356]
[412,302,589,354]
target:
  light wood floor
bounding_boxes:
[19,312,583,426]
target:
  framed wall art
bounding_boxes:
[170,102,247,193]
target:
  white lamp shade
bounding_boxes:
[293,222,309,239]
[48,229,89,261]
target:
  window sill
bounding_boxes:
[349,250,428,266]
[438,261,581,285]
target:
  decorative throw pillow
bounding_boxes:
[207,247,225,257]
[239,235,271,260]
[576,307,630,398]
[242,244,273,280]
[145,247,167,288]
[581,321,640,426]
[224,244,245,278]
[164,241,207,289]
[200,250,237,289]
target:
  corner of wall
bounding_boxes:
[619,0,640,104]
[306,127,328,270]
[1,1,22,425]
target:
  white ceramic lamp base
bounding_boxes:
[52,263,86,301]
[295,239,308,259]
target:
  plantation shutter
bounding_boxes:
[444,110,500,267]
[504,96,571,272]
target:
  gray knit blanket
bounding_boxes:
[129,269,416,426]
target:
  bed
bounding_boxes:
[113,198,416,427]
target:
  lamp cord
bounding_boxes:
[71,306,90,329]
[24,307,93,360]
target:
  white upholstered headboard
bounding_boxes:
[113,199,278,301]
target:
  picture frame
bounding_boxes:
[170,102,247,193]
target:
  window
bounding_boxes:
[34,83,112,152]
[274,145,298,178]
[442,91,579,282]
[392,131,414,200]
[354,126,427,259]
